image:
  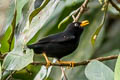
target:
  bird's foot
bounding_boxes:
[57,61,75,68]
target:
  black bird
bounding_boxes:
[27,20,89,67]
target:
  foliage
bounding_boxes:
[0,0,120,80]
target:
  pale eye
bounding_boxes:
[74,23,79,27]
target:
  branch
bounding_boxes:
[31,55,118,67]
[73,0,89,22]
[109,0,120,13]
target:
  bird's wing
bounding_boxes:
[38,33,75,44]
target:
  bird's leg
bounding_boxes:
[42,52,51,68]
[57,60,75,68]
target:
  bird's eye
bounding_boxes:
[74,23,79,27]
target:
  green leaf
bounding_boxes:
[0,0,15,39]
[2,0,60,72]
[2,47,34,70]
[85,60,114,80]
[57,6,81,29]
[34,66,47,80]
[114,54,120,80]
[58,15,72,29]
[16,0,29,24]
[91,1,108,46]
[18,0,60,44]
[0,25,12,53]
[34,59,57,80]
[57,9,78,29]
[29,0,50,23]
[15,0,35,39]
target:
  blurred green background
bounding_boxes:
[0,0,120,80]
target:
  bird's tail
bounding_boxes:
[27,44,43,54]
[27,44,35,49]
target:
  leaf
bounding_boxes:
[85,60,114,80]
[34,66,47,80]
[0,0,34,70]
[29,0,50,23]
[58,15,72,29]
[2,0,60,72]
[17,0,60,44]
[0,0,15,38]
[91,1,108,46]
[57,9,78,29]
[14,0,35,39]
[2,46,34,70]
[0,26,12,53]
[34,59,57,80]
[16,0,29,24]
[114,54,120,80]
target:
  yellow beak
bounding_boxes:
[80,20,89,27]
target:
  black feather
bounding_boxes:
[27,22,84,59]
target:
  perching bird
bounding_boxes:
[27,20,89,67]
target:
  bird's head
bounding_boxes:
[65,20,89,33]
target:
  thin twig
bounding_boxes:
[109,0,120,13]
[31,55,118,67]
[73,0,89,22]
